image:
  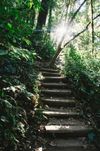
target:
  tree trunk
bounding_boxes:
[48,4,52,32]
[85,0,90,50]
[49,42,62,67]
[36,0,49,30]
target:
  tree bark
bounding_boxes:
[90,0,95,53]
[48,4,52,31]
[36,0,49,30]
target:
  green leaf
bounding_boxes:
[27,0,33,8]
[3,100,12,109]
[23,37,32,45]
[7,23,12,29]
[1,116,8,123]
[0,50,8,56]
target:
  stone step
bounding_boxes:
[42,76,67,83]
[42,71,60,76]
[41,98,76,107]
[41,89,72,97]
[41,82,68,89]
[40,68,59,73]
[45,125,93,136]
[43,110,81,118]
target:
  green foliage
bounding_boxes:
[64,45,100,127]
[0,47,41,150]
[9,46,36,63]
[0,0,55,60]
[0,0,41,47]
[0,97,27,149]
[32,33,56,60]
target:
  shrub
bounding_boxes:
[0,47,41,150]
[64,45,100,128]
[32,33,56,60]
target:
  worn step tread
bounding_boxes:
[44,75,64,77]
[41,89,72,96]
[47,118,86,126]
[41,98,76,107]
[47,138,90,148]
[44,107,78,111]
[45,125,93,134]
[41,82,67,86]
[41,97,76,104]
[43,147,97,151]
[41,89,71,92]
[43,76,65,79]
[41,82,68,89]
[43,76,67,82]
[40,68,59,73]
[42,71,60,76]
[43,110,81,117]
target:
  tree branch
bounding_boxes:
[49,13,100,66]
[94,13,100,20]
[64,14,100,48]
[64,26,88,48]
[70,0,86,23]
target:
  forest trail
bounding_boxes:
[38,67,98,151]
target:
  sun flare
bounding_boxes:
[51,21,67,46]
[51,21,84,47]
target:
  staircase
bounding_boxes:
[38,67,98,151]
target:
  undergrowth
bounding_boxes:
[32,32,56,61]
[64,45,100,147]
[64,45,100,127]
[0,47,43,151]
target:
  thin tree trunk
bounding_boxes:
[90,0,95,53]
[85,0,90,50]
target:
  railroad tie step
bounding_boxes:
[41,97,76,107]
[41,71,60,76]
[45,125,93,136]
[42,76,67,82]
[43,110,81,118]
[41,89,72,97]
[43,146,97,151]
[41,82,69,89]
[47,117,86,126]
[43,138,96,151]
[40,68,59,73]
